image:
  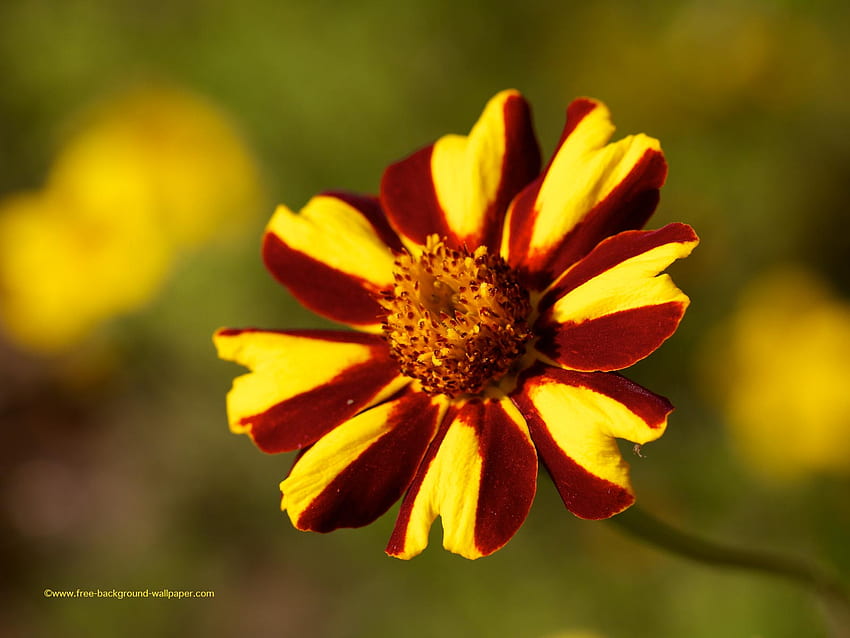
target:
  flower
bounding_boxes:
[0,86,263,352]
[214,90,698,559]
[702,267,850,482]
[0,188,170,352]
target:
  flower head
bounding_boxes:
[215,90,698,559]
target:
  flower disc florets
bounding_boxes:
[380,235,532,397]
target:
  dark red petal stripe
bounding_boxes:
[467,399,537,555]
[505,100,668,290]
[532,224,697,372]
[262,232,384,327]
[542,170,662,284]
[530,426,634,519]
[380,93,540,252]
[294,391,443,532]
[554,98,599,148]
[262,192,399,327]
[512,365,673,519]
[225,329,402,453]
[535,302,688,371]
[501,176,543,260]
[386,398,537,557]
[476,94,541,251]
[380,145,452,246]
[524,366,674,427]
[539,223,699,309]
[502,99,596,286]
[385,407,456,555]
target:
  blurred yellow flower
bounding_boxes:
[0,190,170,351]
[703,268,850,481]
[0,86,263,353]
[48,88,262,246]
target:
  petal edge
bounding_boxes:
[512,364,672,519]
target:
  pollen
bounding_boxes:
[380,235,532,397]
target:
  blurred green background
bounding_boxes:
[2,1,849,636]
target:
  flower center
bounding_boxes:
[380,235,532,397]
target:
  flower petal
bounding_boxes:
[534,223,698,371]
[512,364,673,519]
[262,192,402,330]
[280,390,447,532]
[386,395,537,560]
[214,328,409,453]
[381,90,540,253]
[502,98,667,290]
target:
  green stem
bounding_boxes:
[609,506,850,635]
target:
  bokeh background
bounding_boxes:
[2,1,849,636]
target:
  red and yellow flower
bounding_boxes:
[214,90,698,559]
